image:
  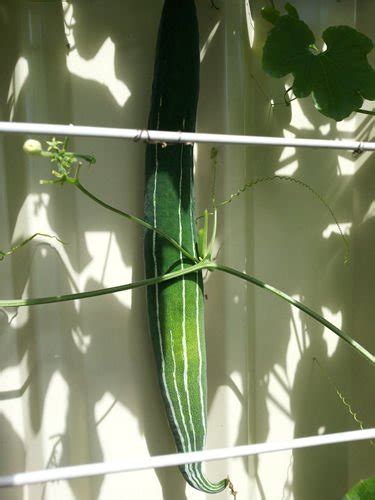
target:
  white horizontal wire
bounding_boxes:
[0,428,374,488]
[0,121,374,151]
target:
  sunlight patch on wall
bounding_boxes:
[42,473,73,499]
[95,393,138,459]
[13,192,78,291]
[289,90,314,131]
[71,325,91,354]
[208,385,229,439]
[96,392,159,498]
[336,114,357,133]
[258,450,293,500]
[275,160,298,176]
[319,123,331,136]
[322,222,352,239]
[230,369,245,394]
[7,57,29,121]
[83,232,132,308]
[362,201,375,224]
[63,2,130,107]
[268,366,291,409]
[200,20,221,62]
[41,372,74,498]
[245,0,255,48]
[275,131,299,175]
[13,193,51,241]
[321,307,341,358]
[337,154,356,176]
[279,146,296,163]
[42,371,69,463]
[43,371,69,429]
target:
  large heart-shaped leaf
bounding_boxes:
[261,5,375,121]
[344,476,375,499]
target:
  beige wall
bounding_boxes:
[0,1,373,499]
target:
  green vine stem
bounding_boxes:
[208,262,375,365]
[66,178,197,263]
[1,258,373,365]
[0,261,208,308]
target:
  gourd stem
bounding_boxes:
[207,208,217,259]
[72,180,197,263]
[209,262,375,365]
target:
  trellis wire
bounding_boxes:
[0,428,374,488]
[0,121,374,152]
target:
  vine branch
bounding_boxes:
[1,258,373,365]
[68,178,197,263]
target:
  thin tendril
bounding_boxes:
[0,233,66,261]
[215,175,350,263]
[313,357,375,445]
[210,147,218,208]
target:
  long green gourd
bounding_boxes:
[144,0,228,494]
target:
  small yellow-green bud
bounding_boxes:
[23,139,42,155]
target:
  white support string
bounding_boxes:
[0,121,374,152]
[0,428,374,488]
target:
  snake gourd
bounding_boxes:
[144,0,228,493]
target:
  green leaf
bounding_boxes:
[285,2,299,19]
[260,6,280,26]
[262,12,375,120]
[262,15,315,78]
[344,477,375,500]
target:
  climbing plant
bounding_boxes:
[0,1,374,498]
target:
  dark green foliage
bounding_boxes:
[344,477,375,500]
[261,4,375,120]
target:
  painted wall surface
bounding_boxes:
[0,1,373,499]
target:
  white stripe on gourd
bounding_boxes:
[179,144,199,452]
